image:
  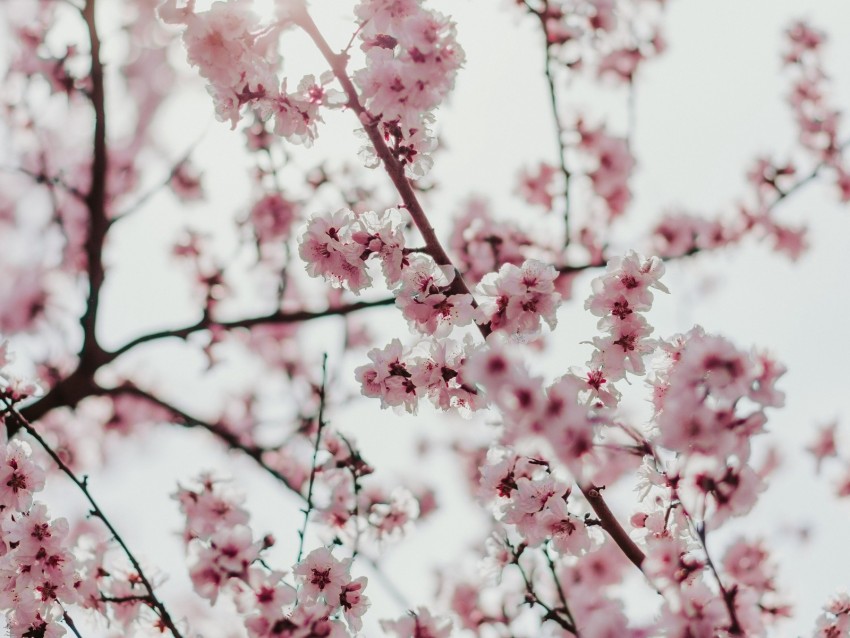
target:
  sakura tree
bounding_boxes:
[0,0,849,636]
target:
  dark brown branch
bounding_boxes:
[79,0,109,369]
[106,297,396,360]
[1,402,185,638]
[544,544,578,633]
[61,609,84,638]
[580,485,645,569]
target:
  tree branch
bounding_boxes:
[79,0,109,369]
[106,298,396,361]
[296,353,328,563]
[580,485,645,569]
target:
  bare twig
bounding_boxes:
[61,609,84,638]
[296,354,329,563]
[524,2,573,246]
[508,541,578,635]
[544,544,578,632]
[693,520,743,635]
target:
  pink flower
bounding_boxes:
[250,193,298,244]
[722,538,775,594]
[293,547,351,606]
[339,576,369,631]
[299,210,371,293]
[517,162,558,211]
[0,441,46,512]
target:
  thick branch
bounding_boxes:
[80,0,108,368]
[580,485,645,569]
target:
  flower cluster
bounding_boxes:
[783,21,850,202]
[464,344,603,476]
[355,337,482,413]
[175,474,370,636]
[476,260,561,336]
[394,257,475,336]
[584,251,667,384]
[449,199,537,285]
[160,0,341,143]
[353,0,465,176]
[519,0,667,83]
[644,328,786,530]
[249,192,299,247]
[480,451,590,555]
[381,607,452,637]
[0,430,81,637]
[650,210,737,259]
[814,594,850,638]
[299,208,406,293]
[517,162,559,212]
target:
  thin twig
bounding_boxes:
[694,520,743,635]
[1,402,185,638]
[544,544,578,633]
[297,354,329,563]
[102,384,304,497]
[111,132,208,223]
[61,609,84,638]
[508,541,577,635]
[336,432,364,559]
[526,3,573,246]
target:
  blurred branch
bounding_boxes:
[524,1,573,246]
[508,540,578,635]
[79,0,109,370]
[103,384,304,497]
